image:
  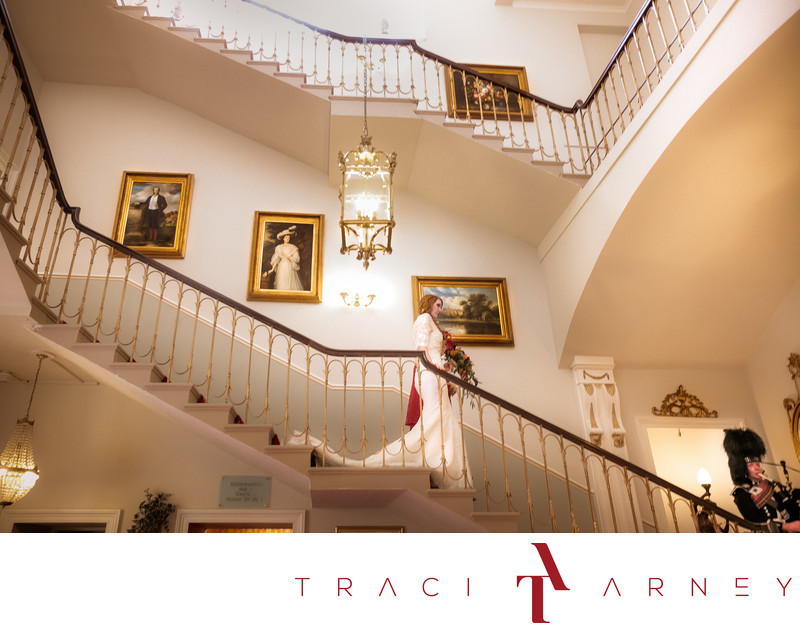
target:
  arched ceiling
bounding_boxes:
[562,11,800,367]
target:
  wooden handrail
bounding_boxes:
[241,0,573,112]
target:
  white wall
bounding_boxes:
[35,81,582,433]
[226,0,630,106]
[616,366,765,489]
[747,279,800,488]
[0,381,309,530]
[0,374,473,532]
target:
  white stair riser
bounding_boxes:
[108,363,162,387]
[71,343,126,365]
[184,404,236,429]
[144,383,198,407]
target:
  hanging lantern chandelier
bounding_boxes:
[338,38,397,270]
[0,352,48,507]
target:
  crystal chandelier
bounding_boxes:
[0,352,48,507]
[338,38,396,270]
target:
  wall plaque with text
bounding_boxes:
[218,476,271,509]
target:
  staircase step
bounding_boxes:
[329,95,420,118]
[142,15,173,29]
[471,511,520,533]
[107,361,164,387]
[264,444,315,473]
[184,403,237,429]
[414,108,447,120]
[114,5,147,20]
[224,424,273,451]
[561,172,591,185]
[70,342,128,365]
[167,26,203,40]
[14,259,42,297]
[308,467,431,507]
[144,382,199,407]
[472,133,506,149]
[309,467,432,494]
[0,212,26,260]
[246,60,281,74]
[442,120,479,138]
[29,297,58,325]
[220,48,254,62]
[274,71,308,88]
[35,323,93,346]
[529,159,565,176]
[301,83,334,98]
[194,37,228,52]
[427,488,476,518]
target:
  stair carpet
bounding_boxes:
[123,4,574,181]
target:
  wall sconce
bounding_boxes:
[697,467,712,500]
[0,352,49,507]
[693,467,725,532]
[340,292,376,308]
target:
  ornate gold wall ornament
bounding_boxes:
[651,385,718,418]
[784,353,800,464]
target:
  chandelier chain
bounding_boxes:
[362,36,369,138]
[25,353,47,418]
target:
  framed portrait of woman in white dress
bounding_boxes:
[247,212,323,302]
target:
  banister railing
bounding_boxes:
[0,0,756,532]
[118,0,717,178]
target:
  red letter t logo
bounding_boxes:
[516,543,570,623]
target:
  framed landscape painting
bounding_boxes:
[247,212,323,303]
[445,64,533,122]
[112,171,194,258]
[412,276,514,345]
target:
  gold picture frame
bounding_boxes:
[412,276,514,345]
[247,212,324,303]
[445,64,533,122]
[112,171,194,258]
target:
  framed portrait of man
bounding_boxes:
[112,171,194,258]
[247,212,324,303]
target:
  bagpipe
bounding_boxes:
[764,460,800,522]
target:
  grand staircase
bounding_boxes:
[1,208,518,531]
[0,0,760,533]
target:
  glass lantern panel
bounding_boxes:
[342,171,391,221]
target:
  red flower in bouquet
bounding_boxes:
[441,331,478,386]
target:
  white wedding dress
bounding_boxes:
[287,313,473,489]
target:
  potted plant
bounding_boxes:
[127,489,176,533]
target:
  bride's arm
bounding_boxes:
[413,315,444,369]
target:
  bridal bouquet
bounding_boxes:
[441,331,478,386]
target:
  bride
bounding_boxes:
[289,294,473,489]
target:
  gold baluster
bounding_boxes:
[10,119,36,205]
[2,100,29,186]
[0,76,22,148]
[147,272,168,364]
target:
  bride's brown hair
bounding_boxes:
[418,293,441,316]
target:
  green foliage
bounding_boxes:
[459,293,499,322]
[127,488,176,533]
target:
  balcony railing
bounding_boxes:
[0,0,756,532]
[117,0,717,178]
